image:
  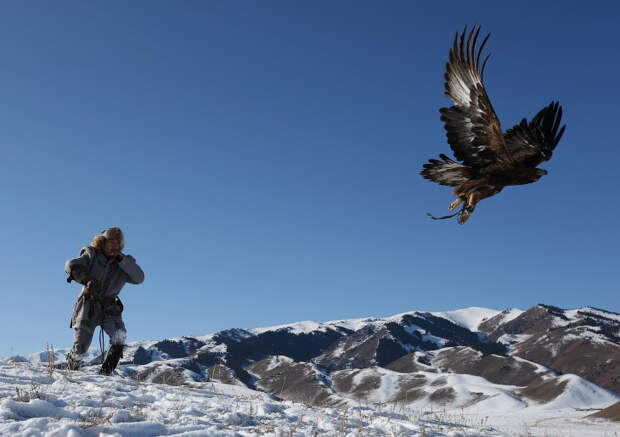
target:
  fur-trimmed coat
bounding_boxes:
[65,246,144,328]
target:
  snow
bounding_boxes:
[403,323,423,336]
[333,317,384,333]
[577,307,620,322]
[563,330,614,346]
[21,348,102,367]
[497,333,532,348]
[497,308,525,325]
[511,356,556,377]
[250,317,382,336]
[207,344,228,354]
[431,307,502,332]
[2,360,618,436]
[332,367,620,436]
[264,355,293,371]
[422,333,449,347]
[401,324,447,347]
[548,306,620,333]
[543,374,619,410]
[250,307,505,339]
[0,361,502,436]
[250,320,326,335]
[442,373,522,408]
[551,309,579,328]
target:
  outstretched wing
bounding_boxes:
[440,26,513,170]
[504,101,566,167]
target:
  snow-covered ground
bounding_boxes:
[1,361,617,437]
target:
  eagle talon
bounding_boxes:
[449,197,463,211]
[457,209,471,224]
[457,205,475,224]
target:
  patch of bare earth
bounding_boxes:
[587,401,620,422]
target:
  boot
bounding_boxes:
[99,344,124,376]
[66,353,82,371]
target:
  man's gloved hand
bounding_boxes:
[85,279,101,297]
[79,279,100,298]
[71,266,91,285]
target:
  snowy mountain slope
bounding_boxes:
[246,348,618,411]
[480,304,620,393]
[478,308,525,335]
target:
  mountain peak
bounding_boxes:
[430,306,503,331]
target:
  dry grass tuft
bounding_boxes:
[45,344,55,379]
[15,380,48,402]
[80,394,114,429]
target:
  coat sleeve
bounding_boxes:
[65,246,95,279]
[119,254,145,284]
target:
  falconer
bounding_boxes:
[64,227,144,375]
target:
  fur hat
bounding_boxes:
[92,227,125,251]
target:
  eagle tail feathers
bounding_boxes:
[420,155,472,187]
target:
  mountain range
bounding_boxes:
[9,304,620,421]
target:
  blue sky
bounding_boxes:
[1,1,619,357]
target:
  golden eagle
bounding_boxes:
[421,26,566,224]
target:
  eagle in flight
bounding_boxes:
[421,26,566,224]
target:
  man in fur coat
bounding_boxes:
[65,227,144,375]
